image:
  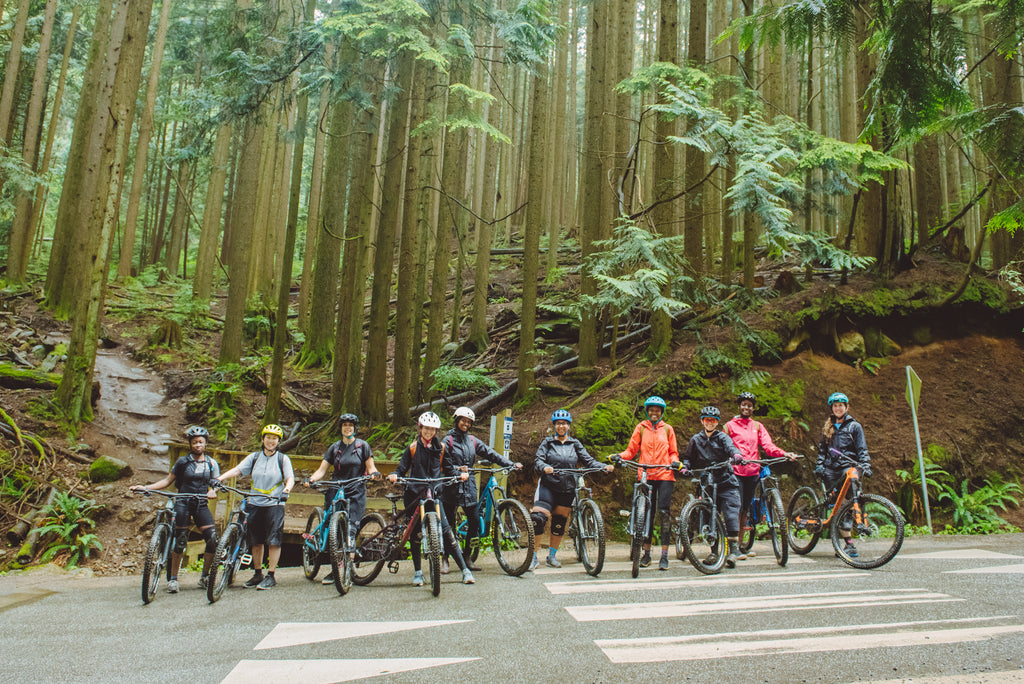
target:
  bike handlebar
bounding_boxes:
[307,475,374,489]
[685,461,733,475]
[549,466,609,475]
[466,464,518,473]
[391,475,463,486]
[132,489,209,501]
[738,454,805,466]
[611,456,682,471]
[211,482,288,501]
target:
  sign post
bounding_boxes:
[489,408,514,492]
[905,365,931,533]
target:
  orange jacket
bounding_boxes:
[618,420,679,481]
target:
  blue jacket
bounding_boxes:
[816,415,870,473]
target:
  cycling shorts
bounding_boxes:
[533,481,575,512]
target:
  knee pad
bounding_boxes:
[531,511,548,536]
[550,514,567,537]
[173,529,189,554]
[203,527,218,554]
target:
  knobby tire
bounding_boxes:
[787,486,822,555]
[766,487,788,567]
[680,499,727,575]
[831,493,905,569]
[351,513,387,586]
[207,523,242,603]
[630,496,647,578]
[302,508,323,580]
[141,523,170,604]
[328,510,352,595]
[425,511,442,597]
[494,498,534,576]
[577,499,605,577]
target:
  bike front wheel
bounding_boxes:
[328,511,352,595]
[302,508,323,581]
[738,499,757,553]
[832,493,905,569]
[576,499,605,577]
[141,523,171,604]
[787,486,822,555]
[351,513,387,586]
[673,495,693,560]
[630,497,647,578]
[494,498,534,576]
[424,511,442,597]
[680,499,727,575]
[765,487,788,567]
[208,523,243,603]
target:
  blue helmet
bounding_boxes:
[827,392,849,407]
[551,409,572,423]
[700,406,721,421]
[644,396,667,410]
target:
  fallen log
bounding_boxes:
[16,488,56,565]
[0,362,60,390]
[6,508,43,545]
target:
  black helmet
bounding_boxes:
[738,391,756,405]
[184,426,209,440]
[339,413,359,426]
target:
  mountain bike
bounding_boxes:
[611,457,678,578]
[301,476,372,595]
[134,489,210,604]
[205,483,272,603]
[350,476,459,597]
[737,456,801,567]
[677,462,732,575]
[454,466,534,576]
[557,467,607,576]
[787,453,905,569]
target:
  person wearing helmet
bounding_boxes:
[305,413,379,584]
[388,412,476,585]
[440,407,523,574]
[816,392,871,558]
[216,424,295,589]
[531,409,614,570]
[724,392,797,559]
[616,396,680,571]
[682,406,745,568]
[130,426,219,593]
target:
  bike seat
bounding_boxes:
[384,492,404,502]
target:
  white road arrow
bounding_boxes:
[222,657,479,683]
[254,620,472,650]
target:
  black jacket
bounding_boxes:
[534,436,602,494]
[683,430,740,486]
[816,415,870,473]
[441,429,513,505]
[395,435,445,499]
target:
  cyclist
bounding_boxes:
[531,409,614,571]
[815,392,871,558]
[440,406,523,574]
[616,396,680,571]
[215,424,295,590]
[305,412,379,585]
[130,426,219,593]
[681,406,745,568]
[724,391,797,558]
[387,411,476,586]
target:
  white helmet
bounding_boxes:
[418,411,442,429]
[454,407,476,422]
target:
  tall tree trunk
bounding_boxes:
[297,84,330,331]
[741,0,756,291]
[193,124,232,300]
[0,0,32,145]
[684,0,706,274]
[164,155,193,276]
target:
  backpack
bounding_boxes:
[408,439,446,461]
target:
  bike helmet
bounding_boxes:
[261,424,284,438]
[184,425,209,440]
[699,406,721,421]
[453,407,476,422]
[551,409,572,423]
[418,411,442,429]
[827,392,849,407]
[737,391,756,405]
[338,413,359,426]
[644,396,667,410]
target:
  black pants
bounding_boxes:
[641,480,674,545]
[441,496,479,556]
[401,488,465,571]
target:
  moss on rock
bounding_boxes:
[88,455,132,483]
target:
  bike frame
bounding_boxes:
[306,476,369,556]
[794,466,862,530]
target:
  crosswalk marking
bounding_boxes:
[945,563,1024,575]
[222,658,479,683]
[900,549,1023,560]
[594,616,1024,663]
[566,588,961,622]
[857,670,1024,683]
[532,556,814,574]
[544,569,867,595]
[253,621,472,650]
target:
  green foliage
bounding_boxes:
[694,342,753,377]
[895,449,952,524]
[573,400,636,451]
[37,492,104,569]
[186,364,253,442]
[937,475,1022,534]
[429,365,500,394]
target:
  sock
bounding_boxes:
[170,576,177,580]
[268,571,275,578]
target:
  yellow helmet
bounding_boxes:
[261,424,284,438]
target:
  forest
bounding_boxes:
[0,0,1023,570]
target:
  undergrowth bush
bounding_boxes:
[37,492,103,568]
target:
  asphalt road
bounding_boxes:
[2,534,1023,683]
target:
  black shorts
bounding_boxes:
[533,482,575,512]
[247,505,285,547]
[173,499,215,531]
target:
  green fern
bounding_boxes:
[429,365,500,394]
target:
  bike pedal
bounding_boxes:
[240,554,253,566]
[387,561,400,574]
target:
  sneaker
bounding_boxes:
[659,555,669,571]
[546,556,562,569]
[725,546,738,568]
[735,549,748,561]
[844,542,859,558]
[166,579,179,594]
[746,550,757,558]
[529,556,539,572]
[465,560,481,572]
[441,559,450,575]
[256,575,276,590]
[412,570,424,586]
[462,568,475,584]
[639,551,652,568]
[321,573,335,585]
[702,554,717,565]
[244,573,264,588]
[198,575,208,590]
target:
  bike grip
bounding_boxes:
[610,454,621,463]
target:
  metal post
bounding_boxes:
[906,365,932,533]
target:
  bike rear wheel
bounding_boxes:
[787,486,822,555]
[425,511,442,597]
[302,508,323,580]
[351,513,387,586]
[630,496,647,578]
[494,498,534,576]
[738,498,757,553]
[328,511,352,595]
[577,499,605,577]
[673,495,693,560]
[141,523,170,604]
[765,487,788,567]
[680,499,727,575]
[208,523,242,603]
[832,493,905,569]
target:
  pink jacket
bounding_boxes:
[724,416,786,477]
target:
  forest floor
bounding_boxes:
[2,253,1023,575]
